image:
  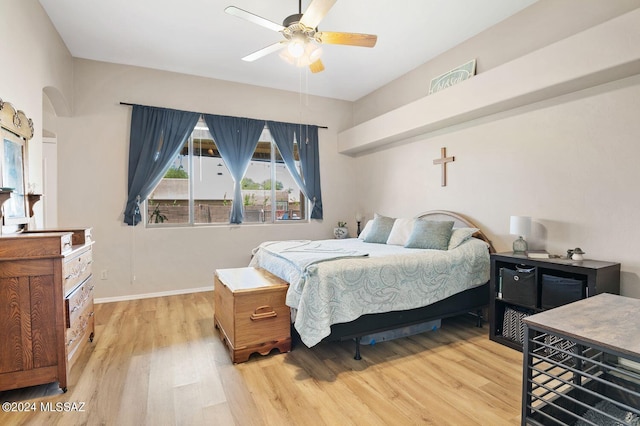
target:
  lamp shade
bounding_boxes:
[287,39,305,58]
[510,216,531,237]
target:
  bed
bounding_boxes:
[249,210,496,359]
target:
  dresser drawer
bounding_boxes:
[65,313,94,367]
[0,232,72,257]
[25,228,92,247]
[65,293,95,366]
[63,246,92,296]
[65,277,94,328]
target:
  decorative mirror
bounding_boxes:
[0,98,33,227]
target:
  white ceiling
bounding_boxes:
[38,0,537,101]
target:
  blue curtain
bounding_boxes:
[203,114,265,224]
[124,105,199,225]
[297,124,323,219]
[267,121,307,199]
[267,121,323,219]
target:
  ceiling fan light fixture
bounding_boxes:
[287,38,306,58]
[280,40,322,68]
[280,49,308,68]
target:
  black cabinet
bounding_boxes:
[489,252,620,351]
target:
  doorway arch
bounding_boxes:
[41,86,70,228]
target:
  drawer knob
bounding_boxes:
[250,305,277,321]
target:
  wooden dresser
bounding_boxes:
[0,228,94,392]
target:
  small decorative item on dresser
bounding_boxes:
[571,247,585,260]
[355,213,363,236]
[334,221,348,239]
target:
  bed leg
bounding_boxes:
[354,337,362,360]
[475,309,484,328]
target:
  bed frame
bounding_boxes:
[307,210,496,360]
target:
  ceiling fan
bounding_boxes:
[225,0,377,73]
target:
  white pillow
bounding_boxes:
[358,220,374,240]
[448,227,479,250]
[386,218,416,245]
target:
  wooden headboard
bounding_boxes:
[415,210,495,253]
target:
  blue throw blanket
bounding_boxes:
[255,240,369,270]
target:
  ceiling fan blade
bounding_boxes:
[300,0,337,29]
[242,42,286,62]
[318,31,377,48]
[225,6,284,32]
[309,59,325,73]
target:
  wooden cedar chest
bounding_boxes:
[214,267,291,363]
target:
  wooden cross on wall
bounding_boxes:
[433,147,455,187]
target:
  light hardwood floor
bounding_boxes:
[0,292,523,425]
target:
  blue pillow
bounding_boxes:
[363,214,396,244]
[404,220,454,250]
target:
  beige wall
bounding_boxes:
[0,0,73,203]
[350,3,640,298]
[53,59,355,299]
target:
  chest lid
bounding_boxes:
[216,267,288,293]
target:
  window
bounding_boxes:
[146,119,307,225]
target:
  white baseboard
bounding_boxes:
[94,286,213,304]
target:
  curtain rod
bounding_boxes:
[119,102,328,129]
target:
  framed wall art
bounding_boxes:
[429,59,476,95]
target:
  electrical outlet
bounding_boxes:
[100,269,108,280]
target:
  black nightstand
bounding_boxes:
[489,252,620,351]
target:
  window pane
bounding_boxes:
[147,141,190,225]
[241,129,306,223]
[146,120,307,226]
[274,139,305,221]
[192,123,234,224]
[242,136,273,224]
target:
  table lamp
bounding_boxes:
[510,215,531,254]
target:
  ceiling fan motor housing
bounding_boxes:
[282,14,319,44]
[283,13,304,28]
